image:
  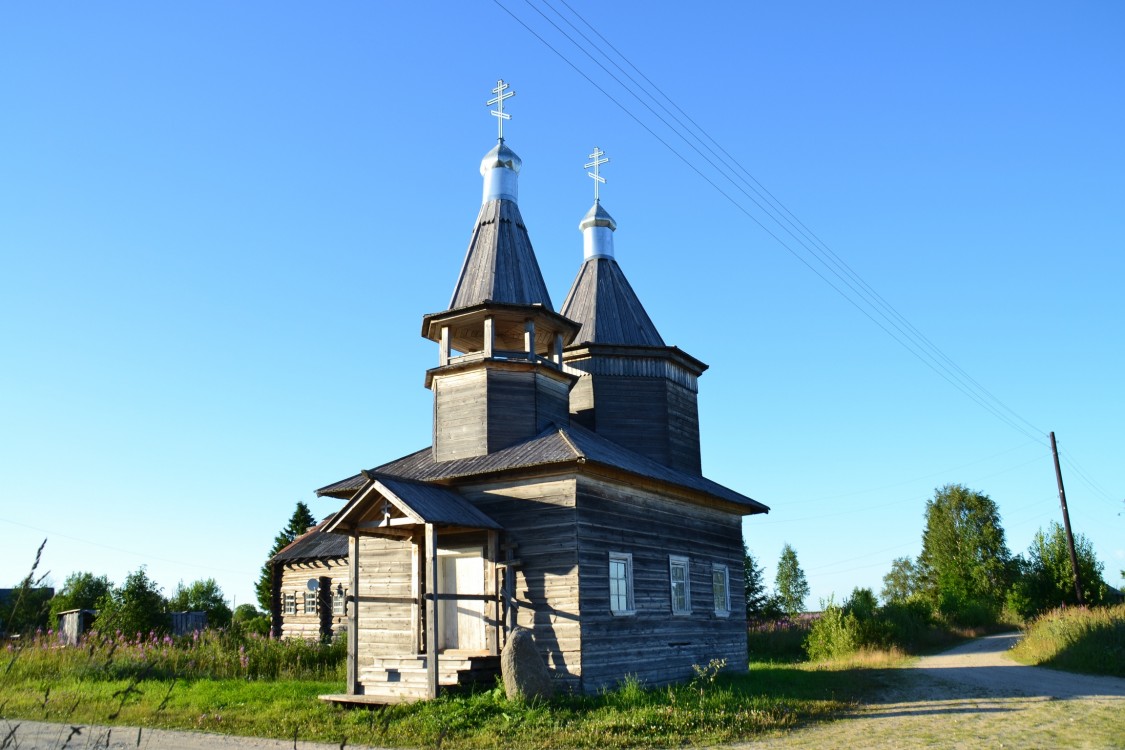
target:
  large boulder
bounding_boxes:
[501,627,553,701]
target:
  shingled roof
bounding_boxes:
[316,424,767,515]
[448,200,554,310]
[272,516,348,563]
[560,257,664,347]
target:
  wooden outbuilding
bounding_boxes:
[270,516,349,641]
[315,90,768,704]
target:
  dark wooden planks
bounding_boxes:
[574,475,748,691]
[448,200,554,311]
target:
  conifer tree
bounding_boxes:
[256,501,317,611]
[774,543,809,617]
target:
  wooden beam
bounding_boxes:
[483,317,494,357]
[347,533,359,695]
[424,523,439,700]
[487,530,499,656]
[439,325,451,366]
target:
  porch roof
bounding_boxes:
[324,472,502,535]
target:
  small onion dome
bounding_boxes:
[480,142,523,175]
[579,201,617,232]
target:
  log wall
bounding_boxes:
[278,558,349,641]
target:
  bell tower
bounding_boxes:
[560,147,708,473]
[423,81,579,462]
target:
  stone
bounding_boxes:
[500,627,553,701]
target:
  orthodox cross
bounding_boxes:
[487,79,515,142]
[585,146,609,202]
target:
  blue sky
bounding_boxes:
[2,2,1122,612]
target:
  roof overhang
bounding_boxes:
[324,472,503,538]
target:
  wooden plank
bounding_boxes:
[347,533,359,695]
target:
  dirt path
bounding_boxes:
[6,635,1124,749]
[736,632,1125,749]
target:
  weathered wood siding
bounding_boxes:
[574,376,702,474]
[278,558,349,641]
[575,474,747,691]
[355,536,415,675]
[458,475,582,690]
[433,367,571,461]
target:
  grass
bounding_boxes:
[0,629,893,749]
[1009,603,1125,677]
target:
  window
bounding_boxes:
[669,555,691,615]
[284,593,296,615]
[303,592,318,615]
[332,587,346,616]
[608,552,635,615]
[713,564,730,616]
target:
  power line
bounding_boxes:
[495,0,1048,445]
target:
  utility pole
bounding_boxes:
[1049,432,1084,605]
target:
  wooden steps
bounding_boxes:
[322,653,500,705]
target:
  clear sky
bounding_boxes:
[2,2,1122,613]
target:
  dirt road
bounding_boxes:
[739,632,1125,749]
[6,634,1124,749]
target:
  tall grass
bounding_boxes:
[1010,604,1125,677]
[4,626,345,682]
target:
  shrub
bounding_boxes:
[805,603,860,661]
[1011,604,1125,677]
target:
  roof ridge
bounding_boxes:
[555,426,585,461]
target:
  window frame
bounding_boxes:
[284,593,297,615]
[669,554,692,615]
[303,591,318,615]
[712,563,731,616]
[332,587,346,616]
[608,551,636,616]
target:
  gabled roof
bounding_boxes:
[448,200,554,311]
[316,424,768,515]
[560,257,664,347]
[324,473,502,535]
[272,516,348,563]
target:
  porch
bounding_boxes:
[320,471,512,704]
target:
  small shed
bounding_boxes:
[56,608,97,645]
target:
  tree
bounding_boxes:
[168,578,232,628]
[0,539,53,635]
[1007,522,1107,618]
[881,557,918,604]
[916,484,1012,625]
[94,567,168,637]
[743,538,770,619]
[256,501,317,611]
[49,571,113,622]
[774,543,810,617]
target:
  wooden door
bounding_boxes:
[438,553,486,652]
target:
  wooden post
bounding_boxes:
[523,319,535,356]
[486,530,499,655]
[554,332,564,365]
[1049,432,1084,604]
[424,523,439,699]
[439,326,451,366]
[347,534,360,694]
[483,317,494,358]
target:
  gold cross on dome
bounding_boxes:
[487,79,515,142]
[585,146,609,202]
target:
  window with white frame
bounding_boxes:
[303,591,318,615]
[713,563,730,616]
[284,593,297,615]
[332,587,346,616]
[608,552,635,615]
[669,555,691,615]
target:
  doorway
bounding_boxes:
[437,548,487,652]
